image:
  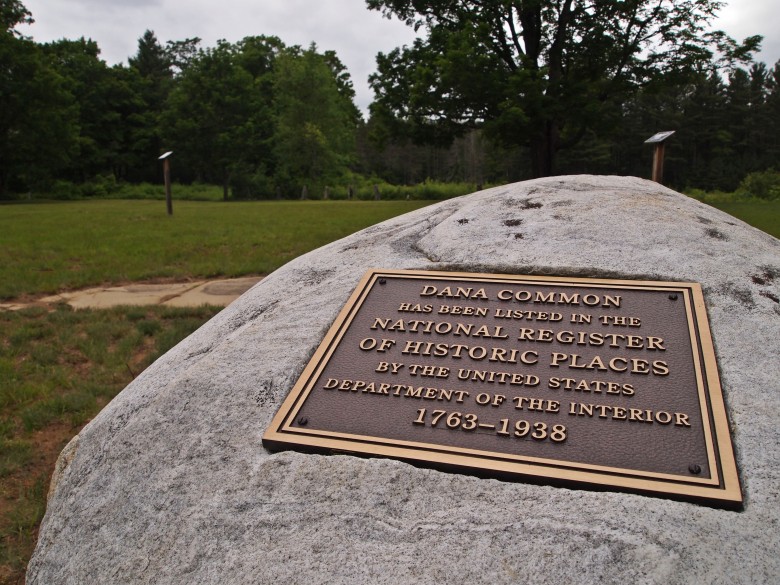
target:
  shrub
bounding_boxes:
[49,180,83,200]
[737,169,780,200]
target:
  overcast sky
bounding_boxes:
[18,0,780,114]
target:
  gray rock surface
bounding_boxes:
[28,176,780,584]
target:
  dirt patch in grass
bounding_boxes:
[0,422,73,584]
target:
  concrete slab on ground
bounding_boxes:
[4,277,263,310]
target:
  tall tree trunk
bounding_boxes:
[530,121,559,178]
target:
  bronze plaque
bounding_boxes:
[263,270,742,506]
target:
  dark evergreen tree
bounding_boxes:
[765,62,780,169]
[127,30,173,182]
[128,30,172,105]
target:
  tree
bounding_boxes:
[322,49,362,127]
[367,0,760,177]
[162,38,278,199]
[678,71,731,189]
[128,30,171,101]
[765,61,780,168]
[745,62,774,172]
[165,37,201,76]
[1,0,31,35]
[41,38,131,182]
[88,65,144,181]
[127,30,173,181]
[273,44,358,192]
[0,0,77,194]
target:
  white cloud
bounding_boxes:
[716,1,780,66]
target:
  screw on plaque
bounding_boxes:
[688,464,701,475]
[379,278,387,285]
[297,417,308,426]
[669,294,678,300]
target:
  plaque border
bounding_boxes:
[262,269,742,507]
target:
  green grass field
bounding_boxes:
[0,195,777,583]
[0,200,434,300]
[704,201,780,238]
[1,198,777,301]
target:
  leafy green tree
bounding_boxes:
[165,37,201,76]
[0,0,77,195]
[1,0,31,34]
[162,38,278,199]
[273,44,358,192]
[322,49,362,127]
[41,39,142,184]
[367,0,760,177]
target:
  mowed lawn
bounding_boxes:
[0,199,434,300]
[705,200,780,239]
[1,198,778,301]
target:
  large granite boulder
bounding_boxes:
[29,176,780,584]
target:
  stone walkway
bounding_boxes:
[0,276,264,311]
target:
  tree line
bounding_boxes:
[365,0,779,193]
[1,0,359,199]
[1,0,778,199]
